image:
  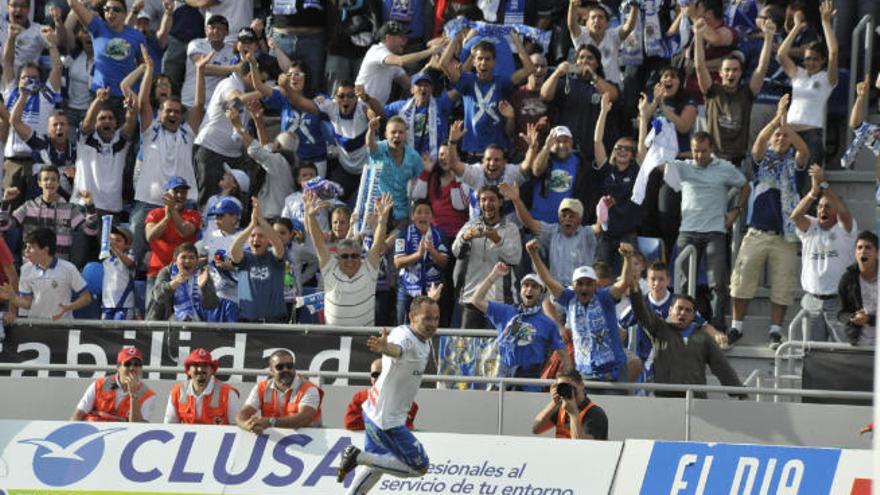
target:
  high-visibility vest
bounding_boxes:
[170,379,238,424]
[257,378,324,425]
[84,375,155,422]
[555,401,596,439]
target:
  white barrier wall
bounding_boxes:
[0,421,623,495]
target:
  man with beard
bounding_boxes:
[452,185,521,329]
[230,198,287,323]
[165,348,240,425]
[472,262,571,390]
[446,120,528,219]
[384,71,452,164]
[838,231,878,346]
[337,296,440,494]
[356,21,445,106]
[526,239,634,386]
[791,165,855,342]
[629,287,743,398]
[236,350,324,432]
[501,184,599,284]
[72,345,155,422]
[367,115,423,224]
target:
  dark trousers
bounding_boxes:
[674,231,729,330]
[460,304,492,330]
[194,146,248,208]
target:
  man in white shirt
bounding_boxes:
[194,38,280,207]
[304,191,391,327]
[337,296,440,494]
[355,21,445,106]
[71,345,155,422]
[181,15,235,108]
[0,0,57,74]
[566,1,637,85]
[791,165,856,342]
[0,227,91,319]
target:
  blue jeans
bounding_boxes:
[396,284,413,326]
[675,231,729,329]
[271,30,326,94]
[130,200,160,273]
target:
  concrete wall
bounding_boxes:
[1,377,871,449]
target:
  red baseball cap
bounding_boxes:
[117,346,144,364]
[184,348,218,371]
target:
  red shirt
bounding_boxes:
[145,207,201,277]
[0,237,13,285]
[343,388,418,431]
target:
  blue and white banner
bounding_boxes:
[0,421,623,494]
[612,439,871,495]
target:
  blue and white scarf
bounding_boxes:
[170,264,203,321]
[398,94,439,163]
[841,122,880,168]
[443,19,552,55]
[749,148,801,241]
[497,303,542,369]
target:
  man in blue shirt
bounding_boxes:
[471,261,571,391]
[439,32,535,157]
[526,238,636,385]
[229,198,287,323]
[366,115,423,223]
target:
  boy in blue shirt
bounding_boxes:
[393,199,448,324]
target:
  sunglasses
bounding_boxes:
[288,71,305,78]
[370,371,381,379]
[104,6,125,13]
[336,93,356,99]
[274,362,295,371]
[338,253,361,260]
[122,360,143,368]
[614,145,635,152]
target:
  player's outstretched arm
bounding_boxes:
[368,329,402,359]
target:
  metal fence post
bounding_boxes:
[497,382,505,435]
[684,389,693,441]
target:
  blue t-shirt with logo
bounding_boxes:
[88,17,145,98]
[263,88,328,162]
[454,72,513,153]
[486,301,565,369]
[530,154,579,224]
[558,286,627,380]
[235,249,286,320]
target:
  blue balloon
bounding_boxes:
[81,262,104,297]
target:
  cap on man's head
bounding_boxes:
[165,176,190,191]
[378,21,406,38]
[206,15,229,28]
[412,72,433,86]
[184,348,218,371]
[552,125,573,139]
[558,197,584,218]
[571,265,598,283]
[117,345,143,364]
[237,27,258,42]
[223,163,250,194]
[136,10,150,21]
[208,197,243,217]
[521,273,546,291]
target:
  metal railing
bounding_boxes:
[0,363,872,441]
[845,15,876,148]
[674,244,698,298]
[773,340,872,403]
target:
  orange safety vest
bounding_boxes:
[257,378,324,425]
[170,379,238,425]
[84,375,155,422]
[555,401,596,439]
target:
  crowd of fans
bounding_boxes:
[0,0,876,396]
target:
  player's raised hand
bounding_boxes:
[367,328,391,354]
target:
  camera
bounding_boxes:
[556,382,574,399]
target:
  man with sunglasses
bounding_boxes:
[236,350,324,433]
[343,358,418,431]
[72,345,155,422]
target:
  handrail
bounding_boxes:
[772,340,872,402]
[7,318,497,337]
[741,369,761,387]
[845,15,875,148]
[674,244,698,298]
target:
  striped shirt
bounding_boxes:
[322,256,379,327]
[0,196,98,259]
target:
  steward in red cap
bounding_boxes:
[72,345,155,422]
[165,348,240,425]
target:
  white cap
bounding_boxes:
[224,163,250,194]
[552,125,573,139]
[521,273,546,291]
[571,265,597,283]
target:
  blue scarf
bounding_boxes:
[678,321,698,344]
[497,303,542,369]
[170,264,203,321]
[443,19,552,55]
[749,148,801,241]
